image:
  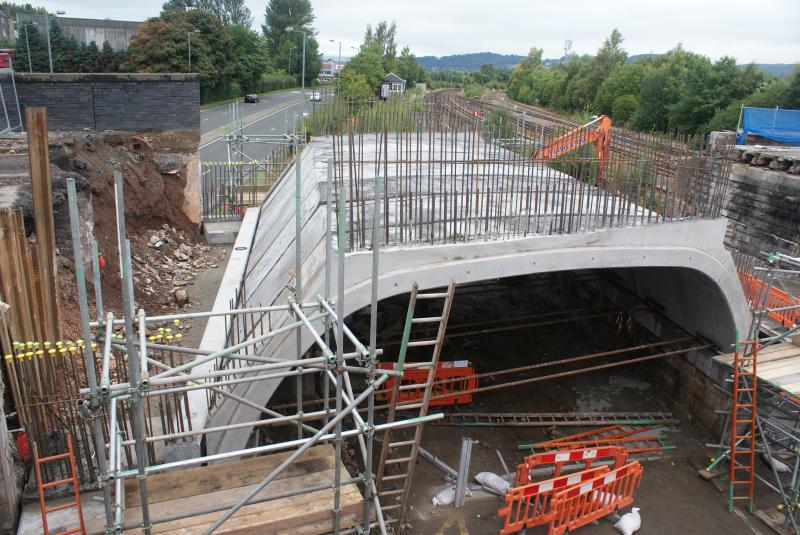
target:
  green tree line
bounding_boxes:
[506,29,800,135]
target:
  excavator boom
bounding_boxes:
[532,115,612,183]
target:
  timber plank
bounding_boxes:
[124,468,362,534]
[124,445,332,507]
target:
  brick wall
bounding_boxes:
[6,73,200,131]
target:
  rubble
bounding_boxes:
[129,224,226,309]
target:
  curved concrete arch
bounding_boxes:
[341,241,747,349]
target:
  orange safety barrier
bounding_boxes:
[548,461,643,535]
[497,466,610,534]
[739,271,800,327]
[377,361,478,406]
[514,446,628,487]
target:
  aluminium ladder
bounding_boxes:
[376,280,456,526]
[729,342,758,513]
[33,435,86,535]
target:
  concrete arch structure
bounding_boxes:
[198,138,750,455]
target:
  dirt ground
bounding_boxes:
[361,274,775,535]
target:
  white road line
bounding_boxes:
[199,100,303,150]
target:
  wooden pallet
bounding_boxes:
[123,445,362,534]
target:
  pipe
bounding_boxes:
[148,312,327,380]
[115,173,152,534]
[87,303,322,327]
[67,178,115,527]
[100,312,114,395]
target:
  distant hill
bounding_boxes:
[418,53,525,72]
[748,64,796,79]
[417,51,797,79]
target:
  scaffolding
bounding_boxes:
[64,129,440,533]
[710,244,800,534]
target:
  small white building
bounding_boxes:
[379,72,406,99]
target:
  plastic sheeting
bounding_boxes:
[737,107,800,145]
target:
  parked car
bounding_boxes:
[310,92,322,102]
[244,94,260,103]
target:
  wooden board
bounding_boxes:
[713,343,800,396]
[123,445,363,534]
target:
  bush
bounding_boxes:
[611,94,638,123]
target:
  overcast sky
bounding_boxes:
[41,0,799,64]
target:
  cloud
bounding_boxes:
[41,0,800,63]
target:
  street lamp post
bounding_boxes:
[23,24,32,73]
[44,14,53,73]
[188,29,200,72]
[329,39,342,93]
[285,26,307,95]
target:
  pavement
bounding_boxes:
[200,88,330,163]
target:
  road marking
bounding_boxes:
[434,517,469,535]
[199,100,303,150]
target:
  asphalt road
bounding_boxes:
[200,88,329,163]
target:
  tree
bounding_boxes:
[123,9,240,98]
[162,0,252,25]
[98,41,120,72]
[611,94,637,123]
[262,0,313,55]
[396,46,424,86]
[343,47,384,91]
[578,29,627,105]
[230,24,270,91]
[594,62,644,115]
[14,21,48,72]
[339,68,373,100]
[363,21,397,73]
[262,0,320,85]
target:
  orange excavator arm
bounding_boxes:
[532,115,612,183]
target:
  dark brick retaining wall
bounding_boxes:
[6,73,199,131]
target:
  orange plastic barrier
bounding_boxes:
[514,446,628,486]
[548,461,643,535]
[377,361,477,407]
[739,271,800,327]
[497,466,609,534]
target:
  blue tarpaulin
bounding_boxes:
[737,106,800,145]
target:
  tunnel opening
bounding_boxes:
[261,266,749,533]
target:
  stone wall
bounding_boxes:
[724,161,800,255]
[7,73,200,132]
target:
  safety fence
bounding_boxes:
[726,219,800,327]
[498,465,610,534]
[319,95,732,252]
[514,446,629,486]
[376,361,477,407]
[549,462,643,535]
[200,145,293,222]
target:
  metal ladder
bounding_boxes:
[729,342,758,513]
[434,411,678,427]
[376,280,456,526]
[33,435,86,535]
